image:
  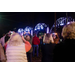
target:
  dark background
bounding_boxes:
[0,12,75,38]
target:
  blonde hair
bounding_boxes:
[43,33,54,44]
[62,22,75,39]
[8,33,23,46]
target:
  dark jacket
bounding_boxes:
[41,43,55,62]
[40,37,43,45]
[53,39,75,62]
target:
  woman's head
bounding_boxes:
[62,22,75,39]
[43,33,54,44]
[34,33,37,37]
[25,35,30,41]
[8,33,23,46]
[45,33,50,40]
[46,33,50,38]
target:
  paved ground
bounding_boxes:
[32,51,42,62]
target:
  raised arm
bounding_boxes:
[22,36,31,52]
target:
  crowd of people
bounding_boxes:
[0,21,75,62]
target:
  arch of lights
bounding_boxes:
[50,17,75,33]
[24,26,33,36]
[34,23,49,33]
[18,26,33,36]
[18,28,24,35]
[17,23,50,36]
[24,26,33,32]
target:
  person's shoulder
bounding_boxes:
[32,36,34,38]
[56,42,64,46]
[0,37,3,41]
[0,37,3,40]
[1,35,5,39]
[36,37,39,39]
[54,42,65,49]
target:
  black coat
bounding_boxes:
[41,43,55,62]
[53,39,75,62]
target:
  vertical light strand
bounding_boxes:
[54,12,56,32]
[66,12,68,24]
[31,30,33,36]
[47,27,49,33]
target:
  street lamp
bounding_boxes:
[66,12,68,24]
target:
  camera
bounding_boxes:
[11,31,13,34]
[60,39,62,42]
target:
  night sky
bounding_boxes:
[0,12,75,37]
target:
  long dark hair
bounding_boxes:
[46,33,50,38]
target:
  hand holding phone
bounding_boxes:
[11,31,13,34]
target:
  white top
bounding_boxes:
[6,43,27,62]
